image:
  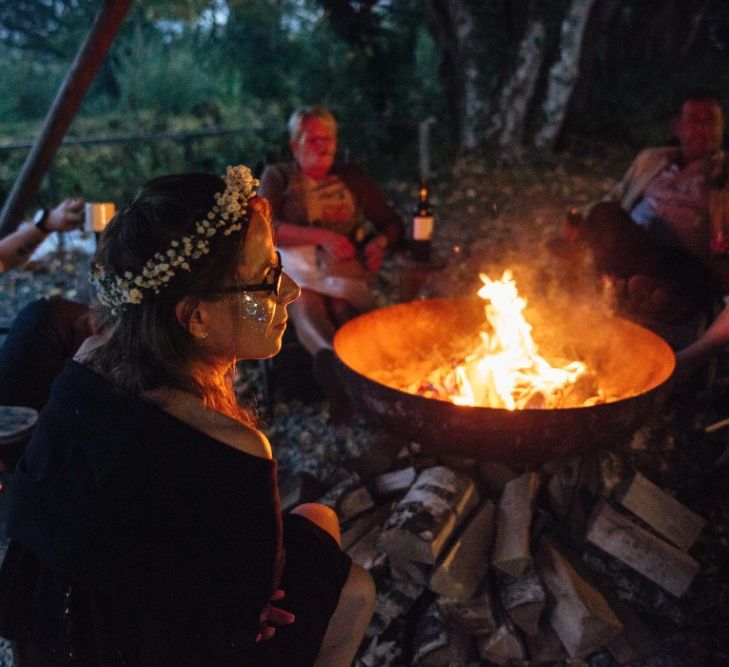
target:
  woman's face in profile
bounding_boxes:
[202,198,300,361]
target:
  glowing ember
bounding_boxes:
[415,271,605,410]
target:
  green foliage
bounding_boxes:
[112,25,222,115]
[0,0,447,210]
[0,53,65,122]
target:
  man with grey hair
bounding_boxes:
[260,106,403,414]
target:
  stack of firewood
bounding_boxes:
[281,445,706,666]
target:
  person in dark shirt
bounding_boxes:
[0,166,375,666]
[0,197,88,417]
[566,89,727,347]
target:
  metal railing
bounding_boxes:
[0,118,436,203]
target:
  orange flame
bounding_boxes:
[448,271,587,410]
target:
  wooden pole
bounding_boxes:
[0,0,133,237]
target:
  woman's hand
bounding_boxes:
[255,589,295,643]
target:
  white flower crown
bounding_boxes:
[91,165,259,309]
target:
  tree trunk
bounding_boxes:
[428,0,480,150]
[533,0,597,149]
[485,15,547,151]
[454,4,485,151]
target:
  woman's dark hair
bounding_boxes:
[89,172,253,423]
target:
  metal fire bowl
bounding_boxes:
[333,297,675,465]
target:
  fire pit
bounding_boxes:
[333,295,675,464]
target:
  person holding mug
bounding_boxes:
[0,197,84,272]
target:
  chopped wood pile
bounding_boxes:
[285,443,710,666]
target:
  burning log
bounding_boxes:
[428,501,495,599]
[498,564,547,636]
[379,466,479,564]
[476,620,527,665]
[436,581,497,635]
[372,466,417,500]
[317,472,374,523]
[492,471,540,577]
[537,537,623,658]
[411,602,473,666]
[585,500,700,597]
[612,472,705,551]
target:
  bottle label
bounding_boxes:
[412,216,434,240]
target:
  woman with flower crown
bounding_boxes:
[0,166,375,666]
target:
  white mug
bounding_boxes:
[84,202,116,233]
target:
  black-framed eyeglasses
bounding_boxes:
[206,251,283,297]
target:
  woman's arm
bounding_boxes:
[0,198,84,271]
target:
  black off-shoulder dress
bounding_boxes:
[0,361,351,666]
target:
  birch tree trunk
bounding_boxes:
[533,0,597,149]
[456,6,485,151]
[484,16,546,151]
[429,0,485,151]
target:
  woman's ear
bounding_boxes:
[175,297,208,340]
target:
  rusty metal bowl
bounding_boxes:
[333,297,675,464]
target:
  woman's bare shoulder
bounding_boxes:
[212,419,273,460]
[143,388,272,460]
